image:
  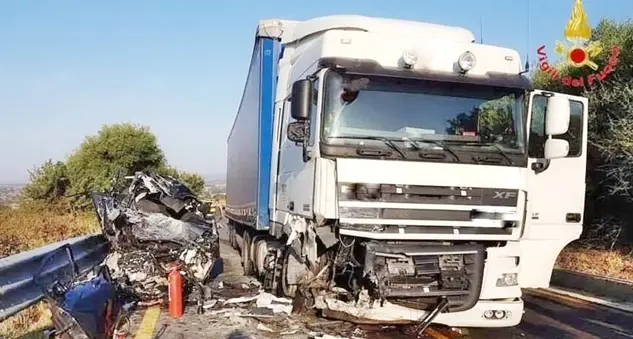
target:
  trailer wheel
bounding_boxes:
[232,227,238,249]
[242,231,255,276]
[228,224,237,249]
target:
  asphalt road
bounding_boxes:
[466,289,633,339]
[126,227,633,339]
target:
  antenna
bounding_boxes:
[480,15,484,44]
[525,0,531,71]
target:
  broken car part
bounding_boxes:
[91,171,220,305]
[35,245,120,339]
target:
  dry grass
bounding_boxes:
[0,202,100,258]
[0,203,100,338]
[0,303,50,339]
[555,247,633,281]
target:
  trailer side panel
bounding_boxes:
[226,37,279,230]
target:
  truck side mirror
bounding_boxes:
[544,138,569,159]
[287,121,307,143]
[545,96,571,135]
[291,79,312,121]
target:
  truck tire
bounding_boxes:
[279,247,298,298]
[242,231,255,276]
[229,225,237,249]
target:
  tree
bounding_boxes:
[64,123,167,206]
[532,19,633,245]
[22,160,69,202]
[22,123,206,208]
[157,166,206,196]
[446,96,517,145]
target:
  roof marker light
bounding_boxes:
[402,49,419,68]
[340,38,352,44]
[458,51,476,72]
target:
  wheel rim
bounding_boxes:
[254,240,268,274]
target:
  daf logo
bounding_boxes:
[493,191,517,199]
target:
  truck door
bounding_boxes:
[519,90,588,288]
[276,77,320,219]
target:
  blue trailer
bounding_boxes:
[226,34,281,231]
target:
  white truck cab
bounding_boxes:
[225,15,587,330]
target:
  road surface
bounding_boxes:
[126,229,633,339]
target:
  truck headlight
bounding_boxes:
[496,273,518,287]
[339,184,356,200]
[339,183,382,200]
[402,49,419,68]
[458,51,476,72]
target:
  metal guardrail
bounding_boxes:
[0,234,110,321]
[551,268,633,304]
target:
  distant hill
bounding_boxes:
[0,183,26,187]
[204,173,226,185]
[0,185,23,204]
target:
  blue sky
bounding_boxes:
[0,0,628,184]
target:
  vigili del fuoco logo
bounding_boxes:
[536,0,620,88]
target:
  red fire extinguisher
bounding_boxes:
[168,264,183,319]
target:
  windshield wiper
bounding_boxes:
[408,138,461,162]
[470,143,515,165]
[340,136,407,159]
[365,136,407,159]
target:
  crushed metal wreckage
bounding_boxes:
[91,171,221,306]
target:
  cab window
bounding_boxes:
[528,95,583,158]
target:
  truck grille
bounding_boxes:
[364,242,484,312]
[339,183,519,207]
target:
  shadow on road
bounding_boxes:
[521,293,633,339]
[226,330,252,339]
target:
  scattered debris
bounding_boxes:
[255,292,293,315]
[29,171,434,338]
[221,292,293,316]
[256,323,275,332]
[224,294,261,305]
[203,299,218,309]
[208,309,236,316]
[352,327,366,338]
[309,332,350,339]
[280,329,300,335]
[229,312,249,326]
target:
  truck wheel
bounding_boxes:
[242,231,255,276]
[279,247,298,298]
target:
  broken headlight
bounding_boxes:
[496,273,518,287]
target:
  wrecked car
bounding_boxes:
[91,171,220,304]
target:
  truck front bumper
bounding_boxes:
[315,292,524,328]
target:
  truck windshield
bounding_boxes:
[321,71,526,154]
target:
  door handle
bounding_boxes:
[566,213,581,223]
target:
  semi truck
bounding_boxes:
[225,15,588,329]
